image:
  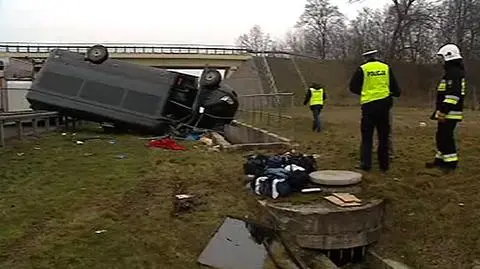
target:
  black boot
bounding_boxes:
[355,164,371,172]
[441,162,457,173]
[425,158,444,169]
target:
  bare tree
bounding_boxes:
[297,0,346,59]
[235,25,274,52]
[279,29,308,53]
[347,7,390,60]
[237,0,480,62]
[436,0,480,59]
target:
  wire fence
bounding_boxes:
[236,93,296,141]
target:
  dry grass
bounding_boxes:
[0,127,256,269]
[258,105,480,269]
[1,105,480,269]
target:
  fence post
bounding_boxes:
[0,120,4,147]
[17,120,23,140]
[32,118,38,136]
[45,117,50,131]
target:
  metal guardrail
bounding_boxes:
[0,43,251,56]
[0,111,61,147]
[0,43,318,59]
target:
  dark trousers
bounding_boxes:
[360,108,391,170]
[435,120,458,168]
[310,105,323,132]
[388,111,394,157]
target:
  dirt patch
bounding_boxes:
[113,178,161,219]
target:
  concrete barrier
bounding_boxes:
[212,120,291,151]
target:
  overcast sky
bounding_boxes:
[0,0,390,45]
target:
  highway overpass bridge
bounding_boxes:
[0,43,257,78]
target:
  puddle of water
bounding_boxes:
[197,217,301,269]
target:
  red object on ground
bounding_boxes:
[147,138,187,151]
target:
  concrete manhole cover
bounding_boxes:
[309,170,362,186]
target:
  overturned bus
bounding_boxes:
[26,45,239,134]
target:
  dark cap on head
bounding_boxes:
[309,82,322,89]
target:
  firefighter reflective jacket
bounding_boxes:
[360,61,391,104]
[309,88,324,106]
[435,59,466,121]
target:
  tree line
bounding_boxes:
[236,0,480,63]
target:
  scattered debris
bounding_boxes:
[147,138,186,151]
[324,195,362,207]
[84,153,94,157]
[33,147,41,150]
[172,193,200,216]
[171,182,204,217]
[95,230,107,234]
[115,154,127,159]
[61,133,67,136]
[458,202,465,207]
[16,153,25,157]
[200,137,214,146]
[185,133,202,141]
[175,194,194,200]
[207,145,221,152]
[419,121,427,127]
[76,141,84,145]
[301,188,322,193]
[332,192,362,203]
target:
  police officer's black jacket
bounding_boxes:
[349,59,401,112]
[436,59,465,117]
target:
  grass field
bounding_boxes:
[1,106,480,269]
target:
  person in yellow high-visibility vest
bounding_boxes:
[303,83,327,132]
[349,49,401,172]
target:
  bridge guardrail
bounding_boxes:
[0,43,252,56]
[0,43,319,59]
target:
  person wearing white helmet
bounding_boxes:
[349,49,401,172]
[426,43,467,172]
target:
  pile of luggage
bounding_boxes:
[243,152,317,199]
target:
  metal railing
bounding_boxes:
[0,42,251,56]
[237,92,295,140]
[0,43,318,59]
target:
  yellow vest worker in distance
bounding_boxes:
[426,43,466,172]
[303,82,327,133]
[349,50,401,172]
